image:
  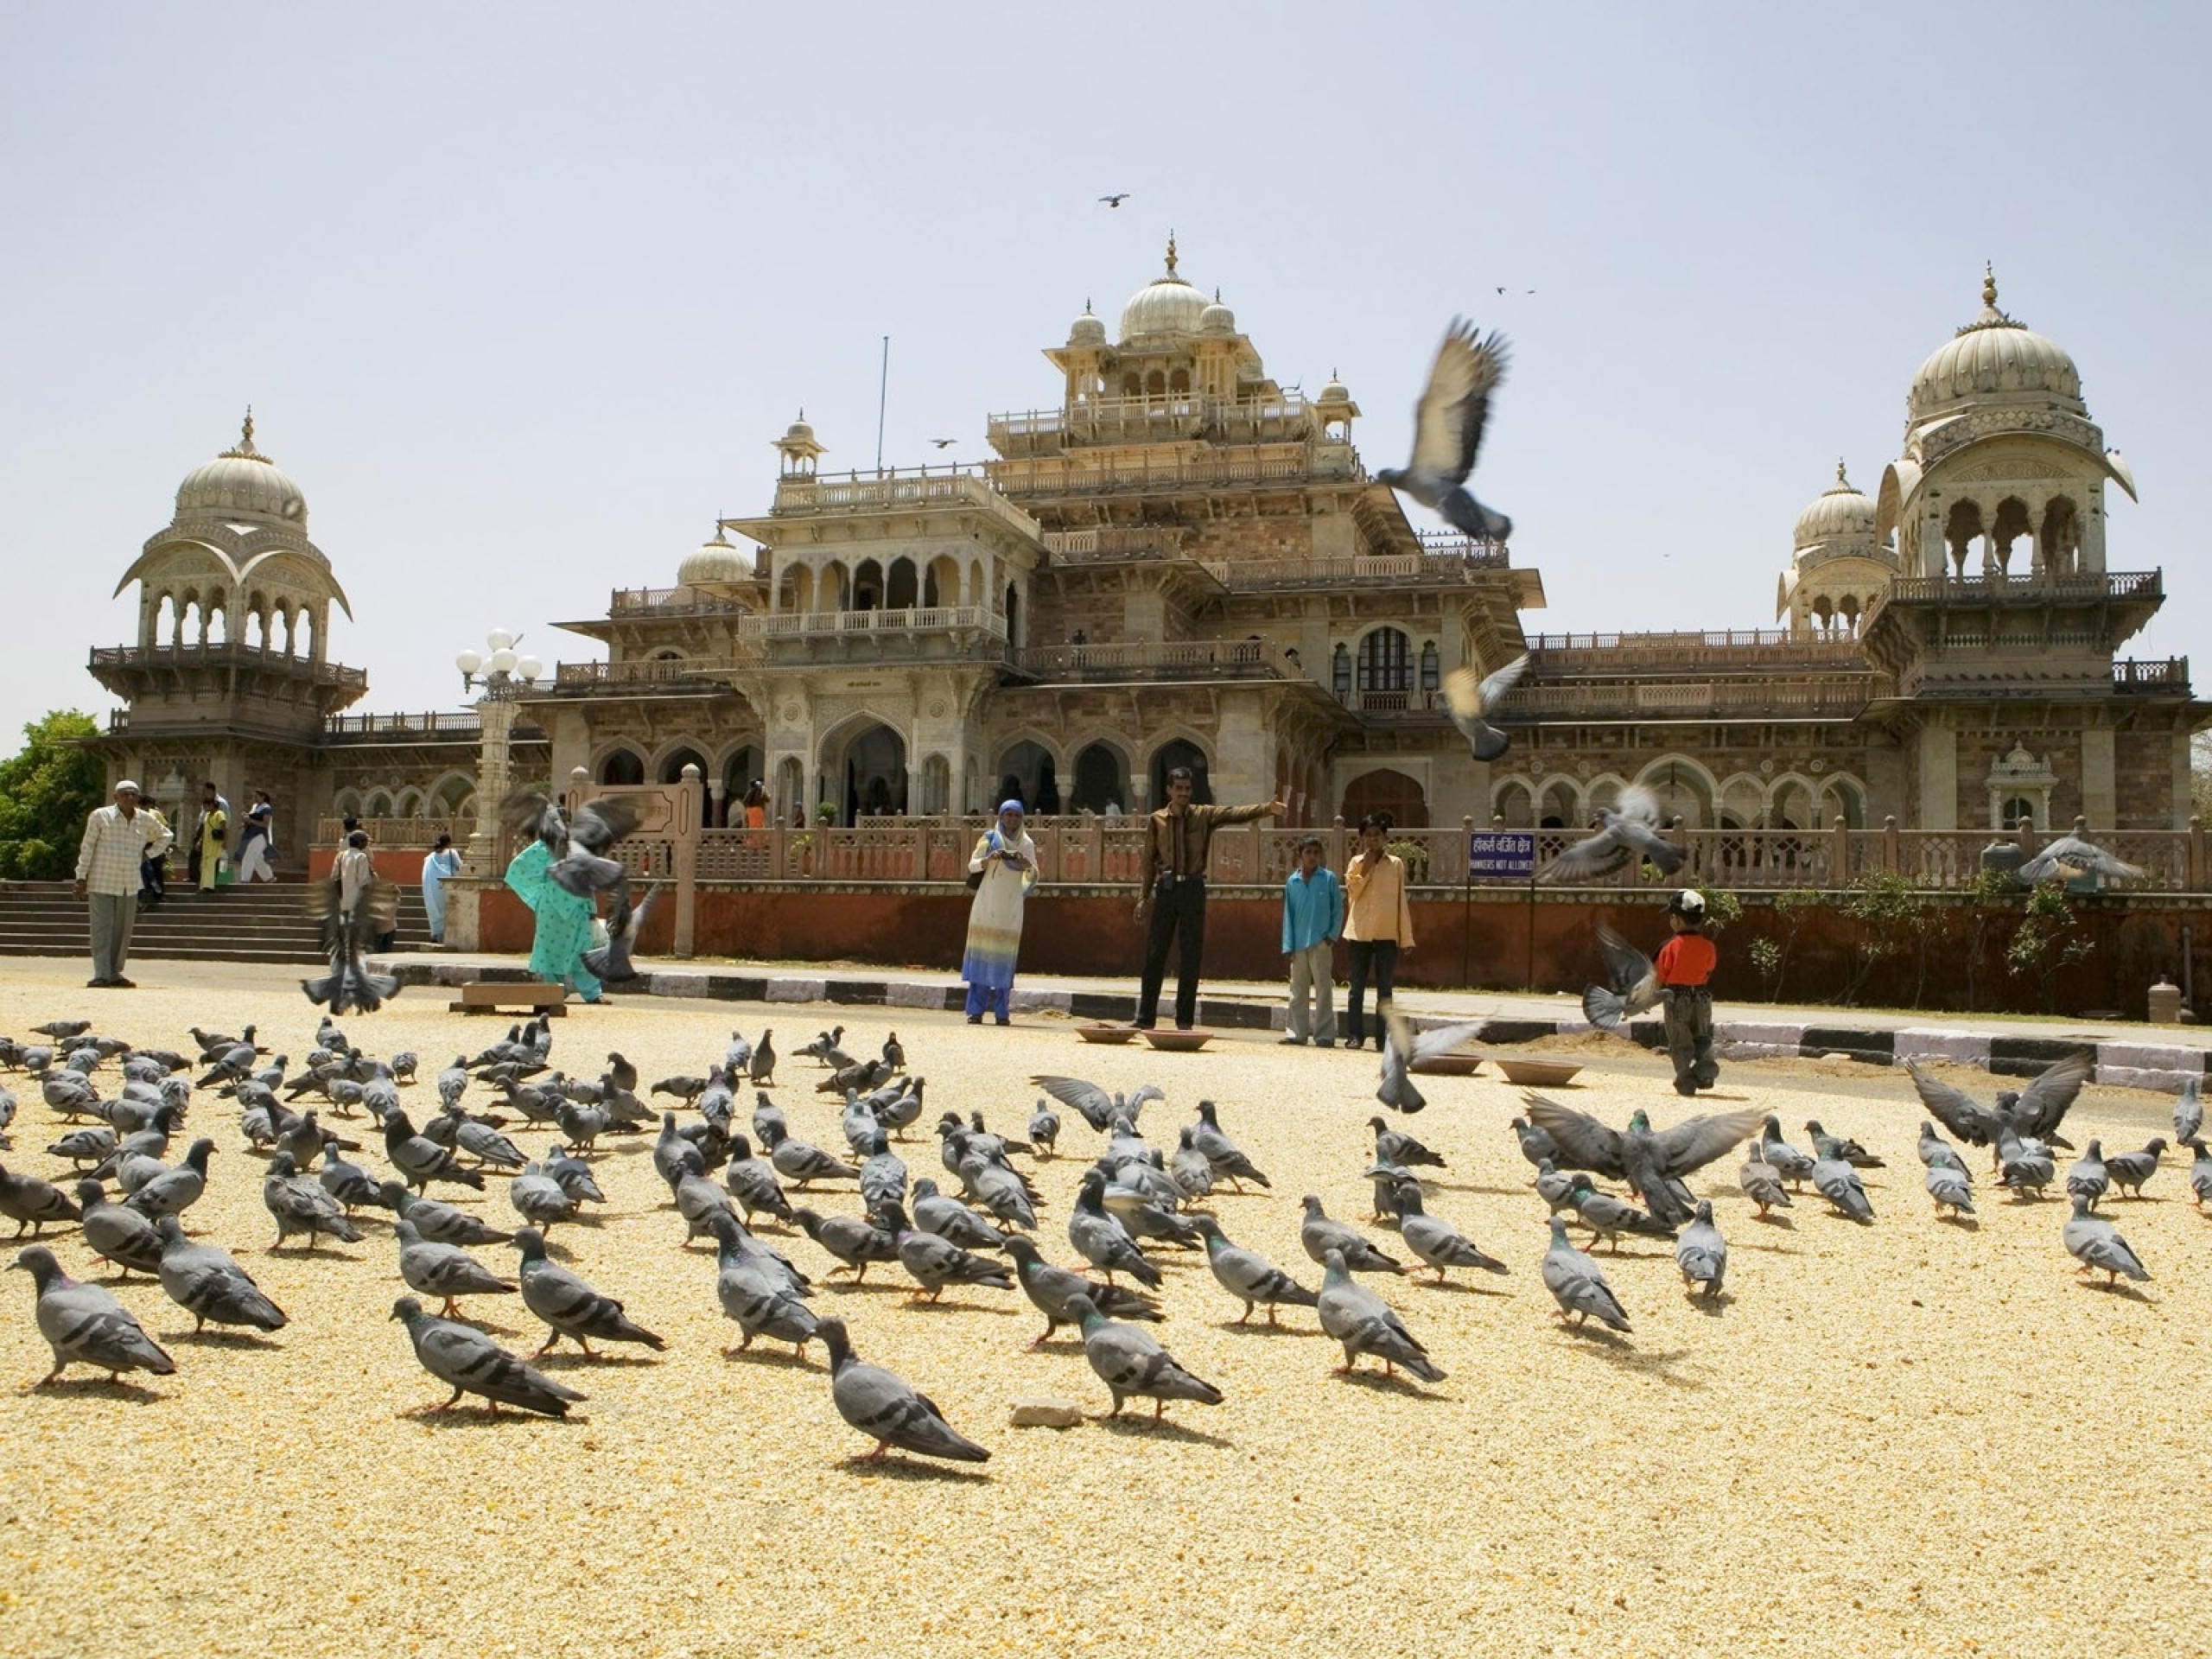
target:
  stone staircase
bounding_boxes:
[0,881,435,964]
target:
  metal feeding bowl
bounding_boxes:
[1492,1057,1583,1088]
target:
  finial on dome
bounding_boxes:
[1982,262,1997,311]
[221,404,268,462]
[1165,231,1178,278]
[709,514,730,545]
[1836,458,1849,486]
[1084,297,1092,313]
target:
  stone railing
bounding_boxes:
[552,655,761,691]
[88,643,369,691]
[988,447,1354,498]
[738,606,1001,639]
[1501,677,1876,719]
[1009,639,1283,682]
[313,816,473,849]
[1524,630,1866,674]
[2113,657,2190,693]
[1338,687,1447,716]
[768,467,1041,540]
[321,710,485,739]
[1222,546,1510,590]
[1878,569,2162,605]
[608,587,754,615]
[1041,527,1190,561]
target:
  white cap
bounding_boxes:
[1669,887,1706,917]
[114,779,141,795]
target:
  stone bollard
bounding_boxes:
[2147,977,2183,1024]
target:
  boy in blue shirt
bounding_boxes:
[1281,835,1345,1046]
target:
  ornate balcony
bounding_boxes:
[89,642,368,693]
[2113,657,2190,694]
[607,586,754,616]
[1008,639,1284,683]
[550,656,761,696]
[1525,630,1868,676]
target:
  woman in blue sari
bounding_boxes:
[505,839,606,1003]
[421,834,462,944]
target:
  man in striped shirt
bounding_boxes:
[73,779,174,988]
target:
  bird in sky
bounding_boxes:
[929,438,957,448]
[1099,193,1129,207]
[1376,318,1512,542]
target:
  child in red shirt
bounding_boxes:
[1656,889,1719,1096]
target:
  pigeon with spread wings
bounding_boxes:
[1539,785,1685,885]
[1440,653,1529,761]
[1376,319,1512,542]
[502,787,640,899]
[302,861,400,1016]
[1581,924,1662,1033]
[2017,835,2145,886]
[1905,1051,2090,1154]
[1376,1006,1484,1115]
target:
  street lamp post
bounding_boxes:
[455,629,543,877]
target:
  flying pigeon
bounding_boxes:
[391,1296,585,1417]
[1376,1007,1484,1114]
[1098,193,1129,207]
[1522,1098,1758,1223]
[817,1316,988,1463]
[1067,1292,1222,1421]
[302,863,400,1016]
[582,882,659,985]
[1538,785,1685,884]
[1317,1248,1446,1381]
[1376,318,1512,541]
[1905,1052,2089,1154]
[1581,924,1662,1033]
[2017,835,2145,886]
[503,787,640,899]
[1439,654,1530,761]
[11,1245,175,1385]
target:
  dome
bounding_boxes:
[1198,296,1236,334]
[678,528,748,587]
[175,412,305,523]
[1067,302,1107,347]
[1316,372,1352,404]
[1907,268,2082,423]
[783,416,817,447]
[1794,461,1878,551]
[1118,233,1208,342]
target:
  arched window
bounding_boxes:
[1332,644,1352,699]
[1071,742,1127,813]
[597,750,645,786]
[1419,640,1440,694]
[2001,795,2036,831]
[1342,768,1429,829]
[658,747,708,785]
[1357,627,1411,694]
[1149,740,1211,805]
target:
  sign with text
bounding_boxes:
[1467,830,1536,880]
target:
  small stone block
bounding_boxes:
[1009,1397,1085,1429]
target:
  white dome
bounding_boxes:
[175,414,305,523]
[1794,462,1878,550]
[1068,305,1107,346]
[1908,270,2082,422]
[1118,233,1207,342]
[678,531,748,587]
[1198,298,1235,334]
[1317,372,1352,404]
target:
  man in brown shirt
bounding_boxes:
[1133,766,1285,1029]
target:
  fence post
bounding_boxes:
[674,765,700,958]
[1829,815,1848,882]
[1330,815,1348,872]
[2191,816,2206,891]
[1882,814,1899,873]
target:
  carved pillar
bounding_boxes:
[465,693,517,877]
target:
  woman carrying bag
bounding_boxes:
[962,800,1039,1026]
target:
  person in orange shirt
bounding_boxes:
[1342,812,1414,1051]
[1655,889,1719,1096]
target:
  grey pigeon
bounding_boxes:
[46,1125,118,1169]
[857,1133,908,1215]
[707,1214,817,1357]
[1317,1249,1446,1381]
[379,1182,513,1248]
[391,1295,585,1417]
[767,1130,859,1189]
[818,1316,988,1463]
[1907,1052,2089,1155]
[1189,1215,1315,1325]
[510,1163,581,1231]
[1541,1216,1631,1332]
[1030,1074,1165,1135]
[1,1161,83,1237]
[670,1168,741,1246]
[954,1148,1038,1231]
[383,1109,485,1195]
[318,1143,385,1213]
[1376,1007,1484,1115]
[723,1135,795,1225]
[747,1032,776,1087]
[2103,1138,2166,1198]
[11,1245,175,1384]
[2018,835,2143,885]
[911,1178,1009,1252]
[2066,1141,2110,1209]
[1802,1119,1885,1170]
[1068,1172,1160,1288]
[882,1202,1012,1303]
[154,1217,288,1332]
[1566,1175,1678,1250]
[541,1145,605,1205]
[1392,1181,1508,1281]
[2183,1138,2211,1208]
[1756,1116,1817,1186]
[793,1206,899,1283]
[1068,1292,1222,1421]
[2173,1077,2202,1147]
[1581,923,1662,1032]
[1528,1099,1758,1223]
[396,1218,517,1317]
[1375,317,1512,539]
[652,1112,704,1186]
[1027,1098,1060,1157]
[263,1151,364,1250]
[77,1181,162,1277]
[1370,1117,1446,1172]
[511,1228,664,1357]
[1738,1157,1793,1217]
[2063,1197,2150,1285]
[581,880,658,984]
[1809,1146,1874,1224]
[1440,652,1530,762]
[1916,1122,1972,1180]
[1538,785,1685,884]
[446,1109,526,1172]
[1510,1116,1562,1170]
[1924,1164,1976,1217]
[1300,1194,1402,1274]
[124,1138,215,1223]
[1995,1124,2055,1198]
[1673,1200,1727,1298]
[1534,1159,1584,1214]
[1000,1235,1160,1346]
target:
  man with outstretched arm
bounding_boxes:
[1133,767,1286,1030]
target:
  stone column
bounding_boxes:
[707,779,727,830]
[465,693,517,877]
[1916,724,1957,830]
[2079,726,2116,830]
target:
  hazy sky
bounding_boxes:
[3,3,2206,745]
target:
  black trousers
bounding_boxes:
[1345,939,1399,1041]
[1138,875,1207,1028]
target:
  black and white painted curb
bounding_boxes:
[379,958,2209,1094]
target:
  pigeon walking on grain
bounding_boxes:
[1317,1249,1446,1382]
[818,1316,988,1464]
[12,1245,175,1385]
[1674,1201,1728,1298]
[2063,1198,2150,1286]
[1191,1215,1317,1325]
[1391,1180,1509,1281]
[1068,1291,1223,1421]
[154,1218,289,1333]
[511,1228,665,1357]
[1541,1216,1631,1332]
[1,1162,83,1237]
[1001,1235,1160,1346]
[391,1296,585,1418]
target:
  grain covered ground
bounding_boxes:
[3,960,2209,1658]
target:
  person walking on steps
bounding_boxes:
[1656,888,1720,1096]
[1342,813,1414,1051]
[74,779,173,988]
[233,790,277,883]
[192,780,229,894]
[1133,766,1285,1031]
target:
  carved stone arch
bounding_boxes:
[593,743,647,786]
[1532,772,1582,829]
[1766,773,1819,830]
[652,741,710,785]
[1340,766,1429,829]
[1816,773,1867,830]
[1582,773,1630,818]
[1491,777,1538,827]
[1634,755,1719,830]
[1352,622,1414,695]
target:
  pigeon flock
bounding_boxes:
[3,1004,2196,1468]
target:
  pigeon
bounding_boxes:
[1802,1120,1885,1170]
[1030,1075,1164,1135]
[766,1129,859,1189]
[817,1316,988,1463]
[2173,1076,2203,1147]
[1756,1116,1817,1186]
[1809,1141,1874,1224]
[1027,1098,1061,1157]
[1581,924,1662,1033]
[1068,1292,1222,1421]
[911,1178,1009,1252]
[539,1145,604,1205]
[302,861,402,1015]
[1525,1099,1758,1224]
[1995,1124,2056,1198]
[124,1138,215,1223]
[1925,1164,1976,1217]
[1538,785,1685,883]
[1375,317,1512,541]
[153,1217,288,1332]
[1533,1159,1584,1214]
[1371,1117,1446,1172]
[1566,1174,1677,1250]
[884,1203,1013,1304]
[1376,1007,1485,1115]
[11,1245,175,1384]
[384,1109,486,1195]
[2066,1141,2111,1209]
[957,1152,1039,1232]
[582,881,659,984]
[798,1026,846,1065]
[263,1152,363,1250]
[706,1214,817,1357]
[1391,1181,1509,1281]
[860,1131,909,1216]
[511,1229,664,1357]
[32,1020,92,1041]
[2018,835,2144,886]
[1906,1052,2089,1154]
[76,1181,163,1277]
[1069,1172,1161,1287]
[670,1169,742,1246]
[1439,653,1530,762]
[1299,1194,1402,1274]
[1000,1236,1160,1346]
[1189,1101,1268,1189]
[318,1144,385,1214]
[391,1296,586,1417]
[1916,1122,1973,1180]
[1317,1249,1446,1381]
[652,1113,705,1187]
[1184,1215,1313,1325]
[503,787,639,898]
[1673,1201,1727,1298]
[723,1135,795,1225]
[1098,193,1129,207]
[1541,1216,1631,1332]
[2184,1138,2212,1208]
[2104,1138,2167,1198]
[793,1205,899,1281]
[0,1162,83,1237]
[378,1182,513,1248]
[46,1124,119,1169]
[747,1032,776,1087]
[396,1218,517,1317]
[1738,1157,1793,1217]
[1510,1116,1562,1170]
[2063,1197,2149,1285]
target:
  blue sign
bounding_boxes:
[1468,830,1536,880]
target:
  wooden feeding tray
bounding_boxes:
[449,981,570,1017]
[1075,1024,1140,1046]
[1409,1052,1484,1077]
[1493,1057,1582,1088]
[1141,1029,1214,1053]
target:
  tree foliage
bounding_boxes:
[0,711,105,880]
